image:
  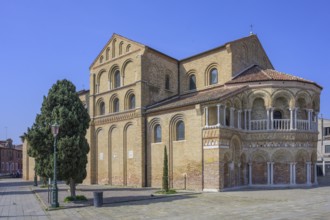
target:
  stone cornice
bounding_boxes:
[93,110,140,126]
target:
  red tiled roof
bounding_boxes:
[146,85,247,113]
[226,65,322,89]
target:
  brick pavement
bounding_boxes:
[1,177,330,219]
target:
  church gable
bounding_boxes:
[230,35,274,77]
[89,33,145,70]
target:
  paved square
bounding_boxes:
[1,178,330,219]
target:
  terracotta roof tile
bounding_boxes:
[227,65,321,88]
[146,85,247,113]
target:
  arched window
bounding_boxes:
[129,94,135,109]
[106,47,110,60]
[99,102,105,115]
[114,70,121,88]
[176,121,185,140]
[126,44,131,52]
[209,68,218,85]
[119,41,123,55]
[112,38,116,58]
[113,98,119,112]
[165,75,170,90]
[100,56,104,63]
[273,110,282,119]
[189,75,196,90]
[154,124,162,143]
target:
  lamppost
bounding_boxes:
[51,122,60,208]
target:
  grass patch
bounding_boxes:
[64,195,87,203]
[155,189,177,194]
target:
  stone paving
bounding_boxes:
[0,179,48,219]
[1,178,330,219]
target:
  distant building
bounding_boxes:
[317,118,330,175]
[0,139,22,175]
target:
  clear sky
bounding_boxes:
[1,0,329,144]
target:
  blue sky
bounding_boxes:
[1,0,330,144]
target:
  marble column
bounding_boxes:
[270,108,274,130]
[223,106,227,127]
[244,110,247,130]
[293,163,296,184]
[267,162,271,185]
[238,110,242,129]
[271,162,274,185]
[315,112,319,132]
[314,163,318,185]
[205,107,209,127]
[306,162,311,185]
[294,108,298,130]
[306,109,311,130]
[230,108,235,128]
[217,104,221,126]
[266,108,270,130]
[249,162,252,185]
[248,109,252,130]
[237,163,241,186]
[290,163,293,184]
[290,108,294,130]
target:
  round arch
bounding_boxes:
[271,89,295,108]
[121,59,133,78]
[124,89,135,110]
[109,94,119,113]
[204,63,219,86]
[271,149,293,162]
[295,90,312,108]
[247,89,271,109]
[230,135,242,162]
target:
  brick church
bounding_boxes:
[24,33,322,191]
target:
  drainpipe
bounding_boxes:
[321,115,325,176]
[144,115,148,187]
[321,114,323,147]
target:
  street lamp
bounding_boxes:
[51,122,60,208]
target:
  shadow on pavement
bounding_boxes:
[55,194,196,210]
[0,179,35,187]
[31,182,199,210]
[78,187,158,192]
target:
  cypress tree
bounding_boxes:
[162,145,169,192]
[26,79,90,198]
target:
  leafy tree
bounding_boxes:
[26,79,90,198]
[162,145,169,192]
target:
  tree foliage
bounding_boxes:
[26,79,90,197]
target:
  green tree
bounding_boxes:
[26,79,90,198]
[162,145,169,192]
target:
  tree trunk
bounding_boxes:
[42,177,47,186]
[70,178,76,199]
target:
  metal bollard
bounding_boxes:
[93,192,103,207]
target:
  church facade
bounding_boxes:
[23,33,322,191]
[78,33,322,191]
